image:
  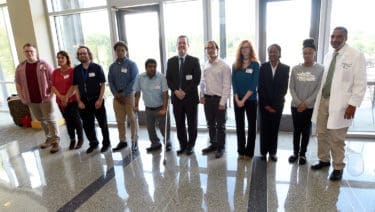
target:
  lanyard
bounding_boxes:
[81,66,88,81]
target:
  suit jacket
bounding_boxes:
[258,61,290,113]
[166,55,201,104]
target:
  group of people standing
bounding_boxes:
[14,26,366,181]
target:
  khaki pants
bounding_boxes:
[28,101,60,142]
[113,95,138,142]
[316,97,348,170]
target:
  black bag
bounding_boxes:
[7,94,30,127]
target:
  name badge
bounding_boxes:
[154,85,161,90]
[89,72,96,77]
[121,68,128,73]
[63,75,69,79]
[246,68,253,74]
[186,75,193,80]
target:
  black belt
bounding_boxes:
[146,106,163,111]
[204,94,221,98]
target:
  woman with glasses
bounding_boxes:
[232,40,259,160]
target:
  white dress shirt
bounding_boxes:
[200,57,231,106]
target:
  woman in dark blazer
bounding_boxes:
[258,44,290,161]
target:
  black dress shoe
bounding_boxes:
[288,155,298,163]
[177,149,185,155]
[202,144,217,154]
[311,161,330,170]
[112,142,128,152]
[215,149,224,158]
[100,145,110,153]
[166,143,172,152]
[185,148,194,156]
[69,139,76,150]
[86,145,98,154]
[146,144,162,152]
[299,156,307,165]
[269,155,278,162]
[329,169,343,181]
[75,139,83,149]
[131,142,138,152]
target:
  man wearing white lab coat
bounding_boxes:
[311,26,367,181]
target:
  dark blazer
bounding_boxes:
[258,62,290,113]
[166,55,201,104]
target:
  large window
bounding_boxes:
[163,0,204,62]
[50,10,112,68]
[266,0,311,115]
[0,5,17,109]
[46,0,106,12]
[211,0,256,64]
[331,0,375,132]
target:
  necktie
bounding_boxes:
[322,52,338,98]
[179,57,184,89]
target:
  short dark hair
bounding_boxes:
[334,26,348,38]
[303,38,316,50]
[206,40,219,50]
[113,41,128,52]
[177,35,189,45]
[145,58,157,68]
[57,50,72,67]
[76,45,93,60]
[267,44,282,57]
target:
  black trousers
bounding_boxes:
[234,100,257,157]
[59,101,83,141]
[204,95,226,150]
[259,108,282,156]
[291,107,313,156]
[79,99,110,147]
[172,100,198,150]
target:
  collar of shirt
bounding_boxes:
[116,57,127,64]
[208,56,220,64]
[178,54,187,61]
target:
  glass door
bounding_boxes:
[117,5,163,75]
[116,5,163,112]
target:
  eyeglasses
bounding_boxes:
[241,46,251,50]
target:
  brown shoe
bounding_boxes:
[40,138,53,149]
[50,142,60,153]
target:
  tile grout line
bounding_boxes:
[57,151,139,212]
[247,157,267,212]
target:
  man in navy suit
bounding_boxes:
[166,35,201,155]
[258,44,290,161]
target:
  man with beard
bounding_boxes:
[73,46,111,154]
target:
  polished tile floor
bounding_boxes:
[0,112,375,211]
